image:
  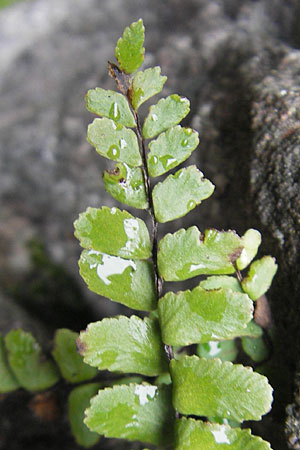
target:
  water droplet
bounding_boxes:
[181,138,188,147]
[174,169,184,179]
[184,127,193,136]
[187,199,196,210]
[119,138,127,149]
[108,145,120,160]
[109,102,120,121]
[150,155,158,165]
[151,113,158,121]
[161,155,177,170]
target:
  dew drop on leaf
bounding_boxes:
[108,145,120,159]
[181,138,189,147]
[160,155,177,170]
[119,138,127,149]
[187,200,196,210]
[184,127,193,136]
[173,169,184,179]
[109,102,121,121]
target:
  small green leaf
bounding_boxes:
[52,329,98,383]
[5,329,59,392]
[236,229,262,270]
[197,340,238,362]
[241,335,270,363]
[74,207,151,260]
[239,320,263,338]
[85,383,174,446]
[103,162,148,209]
[68,383,101,448]
[110,376,144,386]
[158,286,253,345]
[170,355,273,422]
[142,94,190,139]
[131,67,167,110]
[115,19,145,74]
[77,316,167,376]
[241,256,278,300]
[155,372,172,386]
[87,118,142,166]
[200,275,242,292]
[158,227,243,281]
[79,250,156,311]
[147,125,199,177]
[175,418,272,449]
[0,333,20,393]
[85,88,136,127]
[153,166,214,223]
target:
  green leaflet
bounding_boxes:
[5,329,59,392]
[131,67,167,110]
[197,340,238,362]
[77,316,168,376]
[198,278,263,337]
[51,329,98,383]
[174,418,272,450]
[111,376,144,387]
[155,372,172,386]
[85,88,136,127]
[152,166,214,223]
[87,118,142,166]
[79,250,156,311]
[85,383,174,446]
[236,229,262,270]
[170,356,273,422]
[158,227,243,281]
[200,275,243,292]
[68,383,102,448]
[115,19,145,74]
[198,275,264,338]
[241,335,270,363]
[242,256,278,300]
[0,333,20,393]
[158,286,253,345]
[74,206,151,260]
[142,94,190,139]
[103,162,148,209]
[147,125,199,177]
[239,320,263,338]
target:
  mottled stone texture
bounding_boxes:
[0,0,300,449]
[251,55,300,450]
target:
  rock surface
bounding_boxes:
[0,0,300,449]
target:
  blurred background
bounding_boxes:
[1,0,300,449]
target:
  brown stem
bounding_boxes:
[133,111,163,300]
[233,262,243,284]
[131,110,178,368]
